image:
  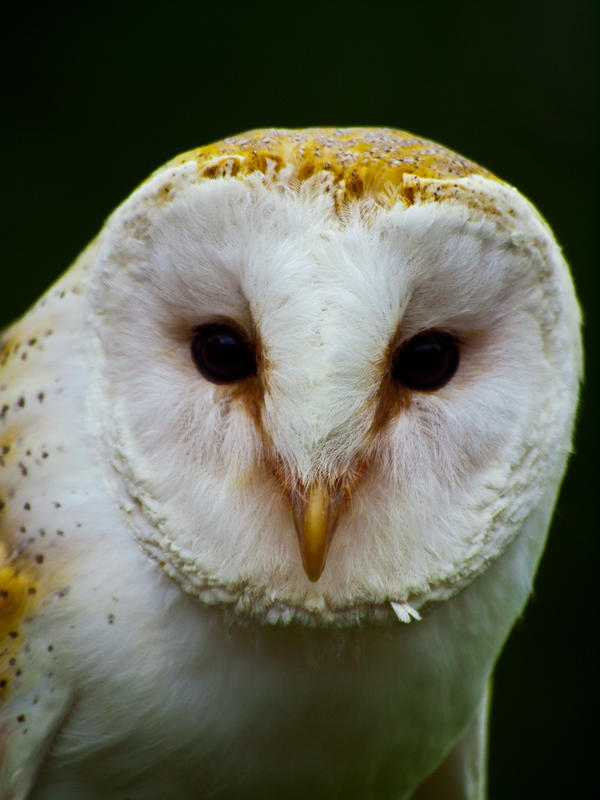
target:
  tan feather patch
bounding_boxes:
[0,542,39,698]
[167,127,496,210]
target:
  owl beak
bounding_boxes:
[290,480,346,582]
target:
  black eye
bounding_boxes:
[392,330,459,391]
[191,323,256,384]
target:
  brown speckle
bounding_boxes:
[108,613,115,624]
[1,405,8,419]
[37,392,45,403]
[8,631,18,638]
[17,396,25,408]
[17,714,25,723]
[24,503,31,511]
[35,554,44,564]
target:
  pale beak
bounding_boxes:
[290,480,346,582]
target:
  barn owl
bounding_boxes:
[0,128,581,799]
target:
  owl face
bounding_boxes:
[85,129,580,624]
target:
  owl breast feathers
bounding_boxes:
[0,128,581,799]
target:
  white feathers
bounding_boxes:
[0,128,582,799]
[84,165,580,621]
[390,601,422,623]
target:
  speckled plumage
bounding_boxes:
[0,128,581,799]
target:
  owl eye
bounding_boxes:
[191,323,256,384]
[392,330,459,391]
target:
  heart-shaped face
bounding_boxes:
[71,127,581,624]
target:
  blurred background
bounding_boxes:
[2,0,596,795]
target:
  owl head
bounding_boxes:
[83,128,581,624]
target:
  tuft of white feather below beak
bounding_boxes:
[290,480,346,582]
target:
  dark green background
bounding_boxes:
[3,1,596,796]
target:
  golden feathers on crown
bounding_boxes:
[168,127,495,210]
